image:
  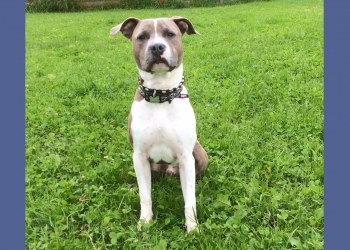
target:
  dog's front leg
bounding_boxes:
[133,152,153,227]
[179,154,197,232]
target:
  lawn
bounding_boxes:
[25,0,324,249]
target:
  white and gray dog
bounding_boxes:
[110,16,208,232]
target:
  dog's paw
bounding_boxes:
[137,215,153,231]
[165,165,179,176]
[185,221,199,233]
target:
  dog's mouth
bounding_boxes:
[144,57,176,73]
[152,58,169,66]
[148,57,175,73]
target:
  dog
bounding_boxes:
[110,16,208,232]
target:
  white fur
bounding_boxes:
[132,62,198,232]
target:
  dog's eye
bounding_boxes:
[137,34,146,40]
[167,32,175,37]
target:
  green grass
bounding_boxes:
[26,0,324,249]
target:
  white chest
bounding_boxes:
[130,91,197,164]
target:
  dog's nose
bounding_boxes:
[150,43,165,56]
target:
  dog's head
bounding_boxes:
[110,17,199,74]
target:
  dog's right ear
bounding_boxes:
[110,17,140,39]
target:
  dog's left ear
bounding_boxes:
[171,16,200,35]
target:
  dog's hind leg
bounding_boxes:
[193,140,208,177]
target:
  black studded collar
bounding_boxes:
[138,75,188,104]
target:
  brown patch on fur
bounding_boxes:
[193,140,208,176]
